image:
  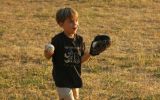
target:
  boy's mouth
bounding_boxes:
[72,27,78,30]
[70,23,78,31]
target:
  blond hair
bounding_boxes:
[56,7,78,24]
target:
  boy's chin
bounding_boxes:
[72,28,78,33]
[70,30,77,34]
[65,30,77,35]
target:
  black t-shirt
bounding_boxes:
[51,32,85,88]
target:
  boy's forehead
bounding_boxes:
[68,12,78,20]
[67,16,78,21]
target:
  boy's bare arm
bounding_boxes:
[81,52,91,63]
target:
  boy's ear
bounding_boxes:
[58,22,63,27]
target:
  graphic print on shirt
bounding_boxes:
[64,46,81,65]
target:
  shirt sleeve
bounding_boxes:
[51,37,55,45]
[51,36,58,51]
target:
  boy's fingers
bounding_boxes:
[44,49,53,54]
[48,51,54,55]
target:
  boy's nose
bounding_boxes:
[70,21,79,27]
[73,21,78,26]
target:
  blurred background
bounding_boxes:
[0,0,160,99]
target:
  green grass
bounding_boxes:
[0,0,160,99]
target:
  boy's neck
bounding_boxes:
[64,31,75,39]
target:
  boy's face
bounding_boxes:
[61,17,78,35]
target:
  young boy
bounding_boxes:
[44,7,91,100]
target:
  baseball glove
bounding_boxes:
[89,34,111,56]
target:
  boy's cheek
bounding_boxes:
[64,24,70,29]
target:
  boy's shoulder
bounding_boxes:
[75,34,83,40]
[51,32,64,41]
[76,34,82,38]
[76,34,84,44]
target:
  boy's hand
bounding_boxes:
[44,44,55,59]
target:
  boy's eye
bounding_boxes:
[70,20,75,23]
[70,20,74,23]
[69,19,78,23]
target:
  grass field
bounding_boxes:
[0,0,160,99]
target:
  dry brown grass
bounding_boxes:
[0,0,160,99]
